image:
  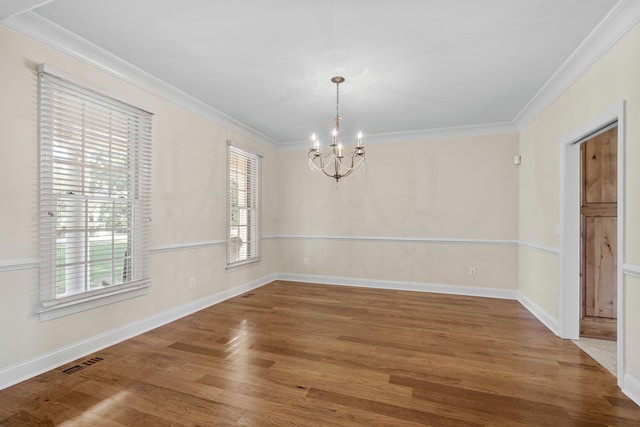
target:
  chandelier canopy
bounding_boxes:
[308,76,365,183]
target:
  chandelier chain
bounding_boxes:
[336,80,340,121]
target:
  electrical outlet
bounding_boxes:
[189,277,196,288]
[303,258,309,266]
[469,267,477,276]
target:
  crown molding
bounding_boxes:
[278,121,518,151]
[0,0,55,20]
[1,12,281,151]
[513,0,640,129]
[366,122,519,144]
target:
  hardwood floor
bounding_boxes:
[1,280,639,426]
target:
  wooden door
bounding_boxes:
[580,126,617,340]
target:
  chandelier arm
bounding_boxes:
[315,150,335,160]
[319,154,341,180]
[310,151,365,181]
[339,147,364,158]
[309,150,341,181]
[309,152,325,172]
[345,151,364,177]
[340,167,354,179]
[345,152,365,178]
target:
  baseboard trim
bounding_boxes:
[517,292,559,336]
[0,273,276,391]
[623,373,640,407]
[276,273,518,300]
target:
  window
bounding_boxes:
[38,64,152,316]
[227,142,262,267]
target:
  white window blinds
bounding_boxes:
[39,65,152,308]
[227,142,262,267]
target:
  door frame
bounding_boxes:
[558,100,625,386]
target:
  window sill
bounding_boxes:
[38,284,149,322]
[226,258,261,271]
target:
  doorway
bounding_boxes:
[580,126,617,340]
[558,101,625,387]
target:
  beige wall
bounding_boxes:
[0,26,277,370]
[518,22,640,378]
[276,134,520,289]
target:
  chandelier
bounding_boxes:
[308,76,365,183]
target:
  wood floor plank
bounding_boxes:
[0,280,639,426]
[306,387,481,426]
[391,375,574,425]
[57,389,182,427]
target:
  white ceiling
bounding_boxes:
[1,0,625,146]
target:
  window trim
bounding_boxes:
[37,64,153,321]
[226,140,262,269]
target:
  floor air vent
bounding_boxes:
[62,365,85,375]
[62,356,104,375]
[241,293,255,298]
[82,356,104,366]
